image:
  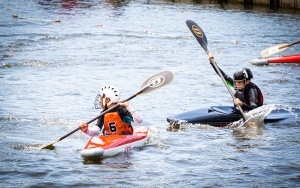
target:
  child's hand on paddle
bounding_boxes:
[79,122,88,133]
[119,101,129,108]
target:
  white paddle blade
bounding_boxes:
[260,43,289,58]
[140,70,174,94]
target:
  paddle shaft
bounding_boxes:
[185,20,247,121]
[85,85,148,125]
[41,105,119,149]
[41,71,173,149]
[42,87,146,148]
[283,40,300,48]
[209,58,247,121]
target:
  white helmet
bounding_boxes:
[95,85,120,108]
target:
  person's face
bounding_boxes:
[99,95,111,109]
[234,80,246,90]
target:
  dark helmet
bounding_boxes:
[233,68,253,81]
[243,68,253,79]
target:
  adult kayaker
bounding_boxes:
[79,85,143,136]
[208,53,263,111]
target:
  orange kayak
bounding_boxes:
[80,126,149,158]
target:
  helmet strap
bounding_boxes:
[106,98,112,106]
[103,97,112,107]
[237,89,244,93]
[102,97,108,110]
[101,94,107,108]
[237,83,245,93]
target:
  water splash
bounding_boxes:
[230,104,299,140]
[167,120,222,131]
[232,122,265,140]
[7,142,43,151]
[147,127,165,148]
[230,104,299,129]
[230,105,274,129]
[167,104,299,135]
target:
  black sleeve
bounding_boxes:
[210,63,234,87]
[117,106,133,120]
[242,88,259,111]
[95,110,105,130]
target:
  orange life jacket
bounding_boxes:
[103,112,133,135]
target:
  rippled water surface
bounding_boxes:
[1,0,300,187]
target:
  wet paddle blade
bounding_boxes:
[41,144,55,150]
[260,43,290,58]
[40,142,56,150]
[260,40,300,58]
[139,70,174,95]
[186,20,208,53]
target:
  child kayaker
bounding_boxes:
[208,53,264,111]
[79,85,143,136]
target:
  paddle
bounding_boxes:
[186,20,247,122]
[260,40,300,58]
[13,14,61,23]
[41,70,174,149]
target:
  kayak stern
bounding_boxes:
[80,126,149,158]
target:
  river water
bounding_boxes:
[1,0,300,187]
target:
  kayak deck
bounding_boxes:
[80,126,149,158]
[167,106,299,127]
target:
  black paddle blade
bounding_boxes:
[186,20,208,53]
[140,70,174,94]
[41,144,55,150]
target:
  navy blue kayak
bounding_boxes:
[167,106,299,127]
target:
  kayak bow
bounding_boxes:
[249,54,300,65]
[80,126,149,158]
[167,106,299,127]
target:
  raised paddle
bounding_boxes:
[41,70,174,149]
[260,40,300,58]
[185,20,247,122]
